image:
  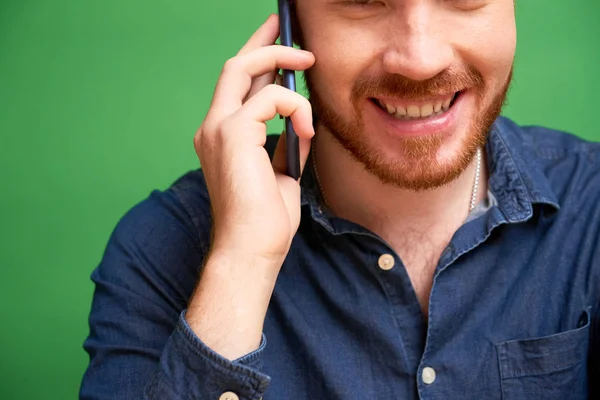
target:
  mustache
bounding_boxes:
[351,66,485,102]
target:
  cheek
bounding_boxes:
[477,33,515,92]
[450,8,517,92]
[303,20,381,104]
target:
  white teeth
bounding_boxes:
[442,98,452,110]
[378,93,457,120]
[420,103,434,118]
[407,105,420,118]
[385,103,396,114]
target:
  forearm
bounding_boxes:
[185,250,280,360]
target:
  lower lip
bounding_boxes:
[366,91,467,139]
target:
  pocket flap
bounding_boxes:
[496,309,590,379]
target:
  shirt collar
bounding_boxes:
[487,116,560,222]
[300,116,560,225]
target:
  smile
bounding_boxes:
[364,90,470,138]
[371,92,461,121]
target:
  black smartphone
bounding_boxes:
[277,0,301,180]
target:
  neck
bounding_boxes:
[312,129,488,235]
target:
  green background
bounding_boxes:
[0,1,598,398]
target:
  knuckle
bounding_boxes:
[262,83,282,95]
[217,117,236,139]
[196,119,222,148]
[303,101,313,116]
[200,119,216,137]
[258,84,311,114]
[300,95,311,108]
[253,84,283,104]
[198,122,227,159]
[222,57,241,74]
[194,125,215,159]
[291,92,311,110]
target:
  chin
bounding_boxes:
[357,133,477,191]
[352,109,478,188]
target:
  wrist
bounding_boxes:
[208,244,286,276]
[185,251,280,360]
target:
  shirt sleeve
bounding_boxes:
[145,311,270,399]
[79,184,271,400]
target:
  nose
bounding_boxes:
[381,5,454,81]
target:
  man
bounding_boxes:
[80,1,600,399]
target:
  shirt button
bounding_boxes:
[219,392,240,400]
[422,367,436,384]
[378,254,395,270]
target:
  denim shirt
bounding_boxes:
[80,117,600,400]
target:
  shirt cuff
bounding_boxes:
[145,310,270,400]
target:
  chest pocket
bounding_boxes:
[496,309,590,400]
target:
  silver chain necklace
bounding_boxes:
[469,147,482,211]
[311,141,482,213]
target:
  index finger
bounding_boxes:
[237,14,280,56]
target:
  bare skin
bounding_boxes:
[188,0,516,360]
[187,15,316,360]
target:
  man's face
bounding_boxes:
[294,0,516,190]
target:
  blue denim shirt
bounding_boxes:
[80,117,600,399]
